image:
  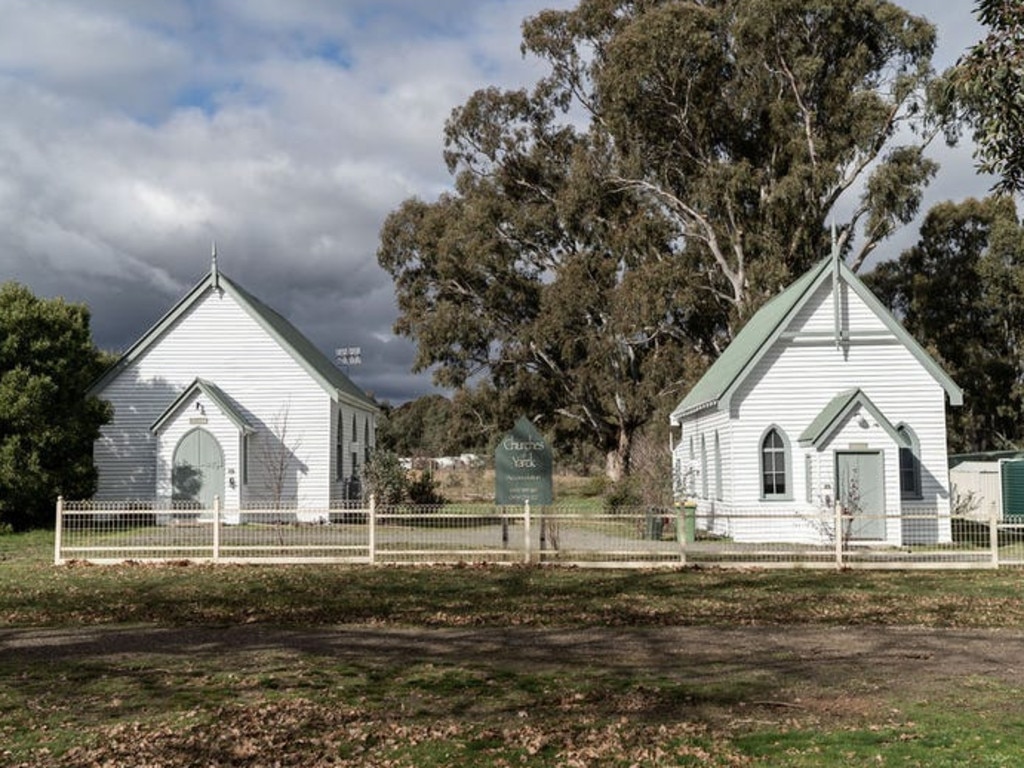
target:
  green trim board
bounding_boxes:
[798,388,901,448]
[150,377,256,436]
[670,254,963,423]
[89,266,378,412]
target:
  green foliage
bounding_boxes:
[376,395,453,457]
[576,475,609,498]
[866,195,1024,452]
[362,450,409,505]
[602,478,642,514]
[379,0,943,479]
[407,470,447,506]
[0,283,111,530]
[952,1,1024,193]
[377,392,495,458]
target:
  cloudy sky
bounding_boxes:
[0,1,994,404]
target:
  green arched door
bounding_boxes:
[172,428,224,508]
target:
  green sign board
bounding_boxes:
[495,417,553,505]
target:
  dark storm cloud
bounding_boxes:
[0,0,995,403]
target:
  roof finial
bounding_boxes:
[211,241,220,290]
[831,220,842,349]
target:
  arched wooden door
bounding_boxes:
[172,428,224,508]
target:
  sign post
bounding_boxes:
[495,418,554,562]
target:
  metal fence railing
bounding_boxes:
[54,496,1024,569]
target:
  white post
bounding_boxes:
[368,494,377,565]
[54,495,64,566]
[834,500,843,569]
[990,510,1000,568]
[213,495,221,561]
[523,499,532,565]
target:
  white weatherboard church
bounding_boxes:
[670,251,962,545]
[89,253,378,519]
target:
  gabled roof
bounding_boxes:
[89,265,378,412]
[798,388,901,449]
[670,254,963,424]
[150,377,255,435]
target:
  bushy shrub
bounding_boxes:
[603,479,642,513]
[577,475,610,498]
[407,470,447,506]
[363,450,408,505]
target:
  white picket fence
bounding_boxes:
[54,496,1024,569]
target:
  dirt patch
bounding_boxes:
[2,623,1020,688]
[4,623,1022,766]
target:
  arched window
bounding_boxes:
[897,425,922,499]
[760,427,790,500]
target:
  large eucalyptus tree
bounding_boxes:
[379,0,944,479]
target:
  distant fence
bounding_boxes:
[53,496,1024,569]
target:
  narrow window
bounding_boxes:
[805,454,813,503]
[242,434,248,485]
[761,428,789,499]
[351,414,358,473]
[898,425,922,499]
[336,409,344,480]
[714,431,723,501]
[700,435,708,499]
[364,419,370,464]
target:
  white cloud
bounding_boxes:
[0,0,996,404]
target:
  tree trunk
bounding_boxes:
[604,427,634,482]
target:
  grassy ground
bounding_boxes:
[3,529,1024,766]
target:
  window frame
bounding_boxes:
[897,424,923,500]
[700,434,708,499]
[759,426,792,501]
[714,431,723,501]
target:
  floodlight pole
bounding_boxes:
[334,346,362,373]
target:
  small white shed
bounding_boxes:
[949,452,1024,522]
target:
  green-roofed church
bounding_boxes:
[670,249,962,546]
[88,252,378,520]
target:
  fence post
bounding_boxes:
[524,499,532,565]
[213,495,221,561]
[990,510,1000,568]
[368,494,376,565]
[54,495,64,566]
[834,500,843,569]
